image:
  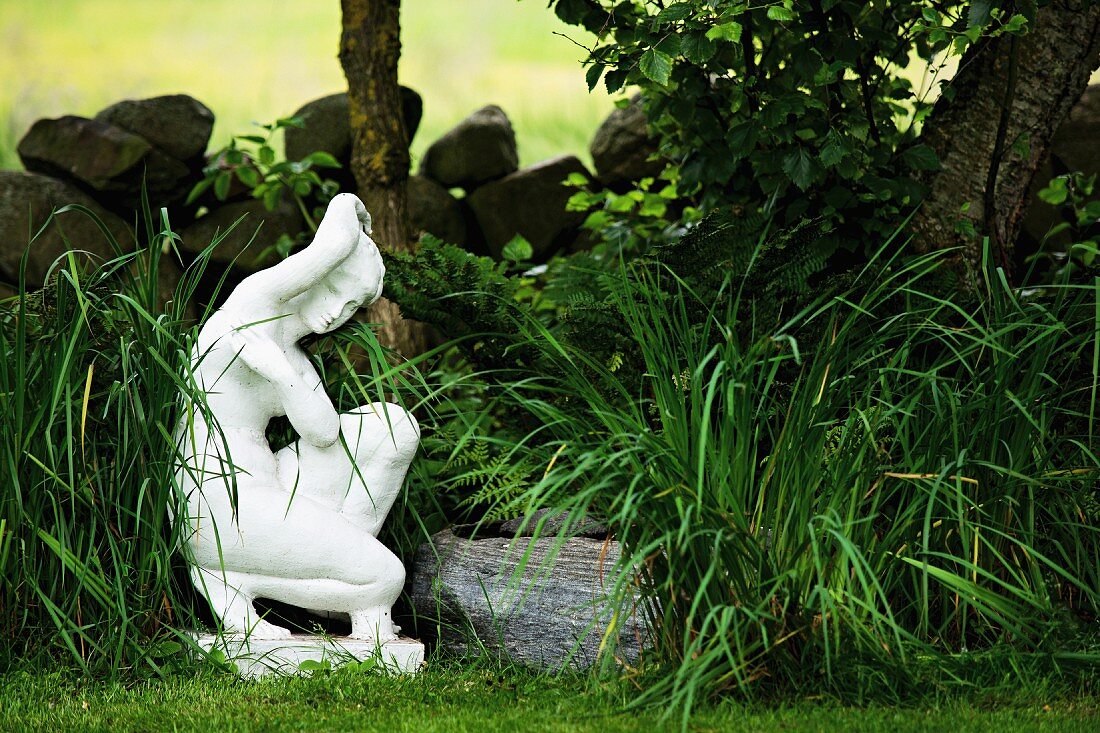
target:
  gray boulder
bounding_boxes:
[95,94,214,164]
[0,171,133,288]
[498,508,608,539]
[590,94,663,187]
[420,105,518,190]
[407,175,466,245]
[1021,84,1100,253]
[466,155,589,260]
[179,198,305,274]
[409,525,647,670]
[285,93,351,164]
[17,116,194,208]
[284,87,424,163]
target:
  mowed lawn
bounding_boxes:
[2,666,1098,733]
[0,0,615,170]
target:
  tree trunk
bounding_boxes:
[339,0,432,357]
[910,2,1100,280]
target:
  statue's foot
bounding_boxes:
[192,567,293,640]
[350,607,398,642]
[239,618,294,640]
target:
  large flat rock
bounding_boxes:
[95,94,214,164]
[590,93,663,187]
[0,171,133,287]
[409,526,647,670]
[178,198,305,274]
[466,155,589,260]
[407,174,466,245]
[284,87,424,163]
[419,105,518,190]
[17,115,195,209]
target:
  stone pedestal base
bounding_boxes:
[190,633,424,678]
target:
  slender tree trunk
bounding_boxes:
[910,2,1100,279]
[339,0,431,357]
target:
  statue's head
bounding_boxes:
[298,234,385,334]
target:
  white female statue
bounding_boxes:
[175,193,419,642]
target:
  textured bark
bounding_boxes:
[339,0,432,357]
[910,2,1100,277]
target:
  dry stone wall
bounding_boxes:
[4,84,1098,306]
[0,88,666,304]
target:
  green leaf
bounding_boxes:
[582,210,611,230]
[1038,178,1068,206]
[1011,133,1031,159]
[213,172,232,200]
[566,190,596,211]
[639,48,673,86]
[585,63,604,91]
[236,134,267,144]
[236,166,261,188]
[148,640,182,658]
[968,1,993,27]
[564,171,590,187]
[259,146,275,166]
[607,193,637,212]
[819,130,848,168]
[604,68,628,93]
[303,151,341,168]
[501,236,533,262]
[656,3,693,23]
[185,177,214,205]
[554,0,591,24]
[705,21,743,43]
[262,186,282,211]
[276,115,305,129]
[782,148,823,191]
[726,123,758,159]
[766,6,796,21]
[638,193,667,218]
[1002,13,1028,34]
[899,144,941,172]
[681,32,717,64]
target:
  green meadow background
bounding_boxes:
[0,0,615,170]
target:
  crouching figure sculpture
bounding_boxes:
[174,193,419,642]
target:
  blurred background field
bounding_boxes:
[0,0,614,170]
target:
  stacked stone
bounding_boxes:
[416,104,588,261]
[1,94,216,290]
[1,86,670,293]
[284,93,664,262]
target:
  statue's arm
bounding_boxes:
[278,376,341,448]
[229,194,371,305]
[229,329,341,447]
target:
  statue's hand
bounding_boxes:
[227,327,296,384]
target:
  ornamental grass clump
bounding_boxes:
[0,204,206,674]
[495,243,1099,717]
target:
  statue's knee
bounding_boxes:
[380,552,406,597]
[346,545,405,592]
[344,402,419,456]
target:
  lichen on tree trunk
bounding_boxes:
[910,2,1100,280]
[339,0,432,357]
